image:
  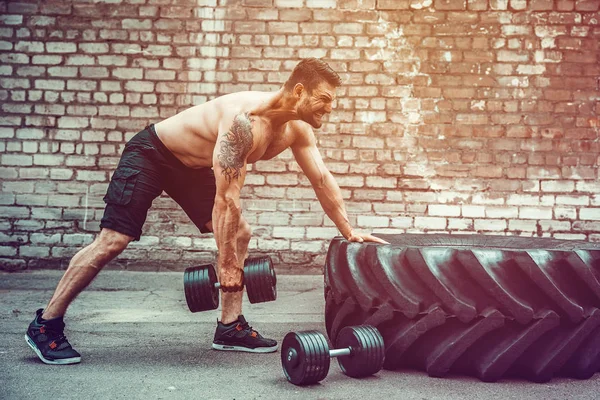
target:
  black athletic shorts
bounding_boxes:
[99,124,216,241]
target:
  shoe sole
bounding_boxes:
[25,334,81,365]
[212,343,278,353]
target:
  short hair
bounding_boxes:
[284,58,342,93]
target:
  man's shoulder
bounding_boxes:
[285,120,315,147]
[198,92,253,127]
[214,90,270,107]
[209,91,270,119]
[286,120,312,134]
[199,91,250,108]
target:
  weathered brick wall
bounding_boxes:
[0,0,599,273]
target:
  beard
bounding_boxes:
[298,101,323,128]
[306,115,322,129]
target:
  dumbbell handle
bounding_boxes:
[214,282,244,289]
[285,346,352,364]
[329,347,352,358]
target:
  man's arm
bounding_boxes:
[290,124,388,244]
[212,113,253,290]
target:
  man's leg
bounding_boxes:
[219,218,251,324]
[27,125,164,364]
[165,167,276,351]
[211,218,277,352]
[26,228,133,364]
[43,228,134,319]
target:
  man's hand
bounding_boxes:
[345,230,390,244]
[219,265,244,292]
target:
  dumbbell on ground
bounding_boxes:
[281,325,385,386]
[183,256,277,312]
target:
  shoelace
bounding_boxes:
[41,325,69,348]
[238,321,259,337]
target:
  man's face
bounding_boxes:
[296,81,336,129]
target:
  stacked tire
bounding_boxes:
[324,234,600,382]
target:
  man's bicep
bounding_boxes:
[213,114,254,192]
[213,140,246,196]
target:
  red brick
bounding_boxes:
[278,9,311,21]
[235,21,266,33]
[40,2,71,15]
[576,0,599,11]
[434,24,472,35]
[268,22,298,33]
[557,0,575,10]
[530,0,554,10]
[376,0,410,9]
[563,52,597,63]
[463,51,495,62]
[442,88,476,98]
[436,0,467,10]
[242,0,273,6]
[159,6,193,18]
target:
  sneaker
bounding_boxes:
[25,309,81,365]
[212,315,278,353]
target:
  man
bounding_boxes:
[25,58,388,365]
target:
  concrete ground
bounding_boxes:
[1,270,599,400]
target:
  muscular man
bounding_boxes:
[25,58,388,365]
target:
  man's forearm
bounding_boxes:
[212,197,241,268]
[314,171,354,238]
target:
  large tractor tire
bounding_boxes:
[324,234,600,382]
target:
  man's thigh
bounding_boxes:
[100,132,165,240]
[165,167,217,234]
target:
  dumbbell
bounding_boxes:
[183,256,276,312]
[281,325,385,386]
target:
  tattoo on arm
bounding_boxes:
[218,113,254,183]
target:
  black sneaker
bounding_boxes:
[25,309,81,365]
[212,315,278,353]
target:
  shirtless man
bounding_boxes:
[25,58,388,365]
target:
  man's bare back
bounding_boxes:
[154,91,304,169]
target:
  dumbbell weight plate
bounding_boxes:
[244,256,277,304]
[183,264,219,312]
[335,325,385,378]
[281,331,330,386]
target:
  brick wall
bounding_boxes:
[0,0,599,273]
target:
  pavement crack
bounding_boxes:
[289,287,320,296]
[143,290,160,302]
